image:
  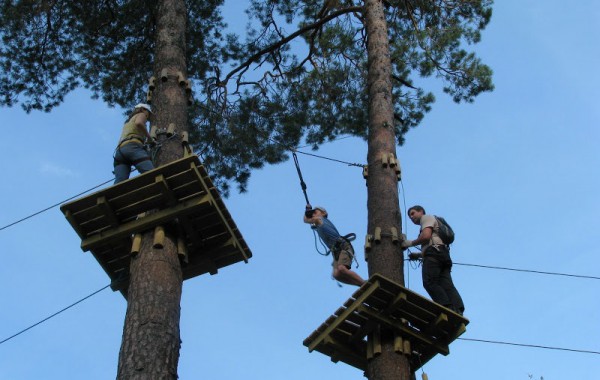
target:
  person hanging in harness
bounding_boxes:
[401,205,465,315]
[303,205,365,287]
[113,103,155,184]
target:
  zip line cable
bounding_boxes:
[459,337,600,355]
[453,262,600,281]
[404,259,600,281]
[399,179,412,288]
[1,144,597,282]
[0,135,172,233]
[0,284,111,346]
[293,149,364,167]
[3,281,600,359]
[0,178,114,232]
[1,136,358,233]
[3,123,595,355]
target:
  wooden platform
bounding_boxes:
[303,274,468,372]
[60,155,252,297]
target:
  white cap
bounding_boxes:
[134,103,152,113]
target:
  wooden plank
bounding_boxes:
[371,274,468,326]
[61,155,202,218]
[62,154,253,294]
[81,193,212,251]
[307,281,380,352]
[183,255,219,278]
[349,319,376,344]
[356,305,450,356]
[155,174,178,206]
[189,163,248,260]
[303,274,469,372]
[384,292,407,313]
[64,210,86,240]
[321,335,367,370]
[97,196,119,228]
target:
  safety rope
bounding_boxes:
[293,148,362,271]
[292,150,311,205]
[148,133,180,165]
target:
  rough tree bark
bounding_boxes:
[116,0,189,378]
[364,1,411,379]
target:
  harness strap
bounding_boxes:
[113,146,152,166]
[118,136,144,147]
[331,233,359,268]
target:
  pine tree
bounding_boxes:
[1,1,223,378]
[213,1,494,379]
[0,1,494,378]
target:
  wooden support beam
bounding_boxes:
[403,339,411,355]
[81,193,212,252]
[190,162,249,262]
[155,174,178,206]
[394,335,404,354]
[64,210,85,239]
[350,319,376,344]
[308,281,380,352]
[177,214,202,248]
[177,235,188,264]
[97,196,119,228]
[153,225,165,248]
[427,313,449,336]
[386,292,408,313]
[322,335,367,370]
[451,323,467,341]
[131,233,142,255]
[356,305,450,356]
[371,326,382,356]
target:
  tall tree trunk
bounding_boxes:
[364,1,410,379]
[117,0,188,378]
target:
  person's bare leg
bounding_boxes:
[333,265,365,286]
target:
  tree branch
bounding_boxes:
[219,6,363,86]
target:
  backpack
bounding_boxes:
[434,216,454,245]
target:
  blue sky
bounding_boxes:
[0,1,598,379]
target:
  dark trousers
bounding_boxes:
[422,246,465,314]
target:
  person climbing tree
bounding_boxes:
[113,103,155,184]
[402,205,465,315]
[304,205,365,287]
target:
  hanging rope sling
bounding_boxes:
[293,150,311,206]
[292,150,359,267]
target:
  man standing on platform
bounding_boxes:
[401,205,465,315]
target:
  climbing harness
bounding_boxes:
[292,147,360,270]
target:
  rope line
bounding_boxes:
[0,179,114,232]
[0,285,111,345]
[292,151,311,205]
[453,262,600,281]
[1,142,359,233]
[459,337,600,355]
[293,149,364,167]
[3,281,599,358]
[404,259,599,281]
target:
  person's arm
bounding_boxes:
[134,113,152,141]
[412,227,433,247]
[303,213,323,225]
[401,227,432,248]
[303,205,323,225]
